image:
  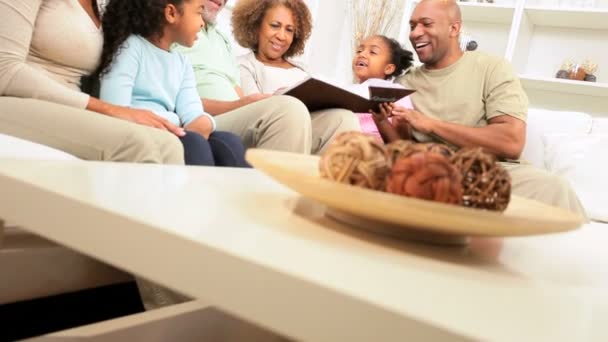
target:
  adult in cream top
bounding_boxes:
[0,0,101,108]
[231,0,312,95]
[0,0,185,164]
[0,0,184,135]
[238,51,309,95]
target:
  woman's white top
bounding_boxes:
[237,51,309,95]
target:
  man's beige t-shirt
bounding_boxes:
[395,51,528,143]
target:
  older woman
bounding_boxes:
[0,0,183,163]
[232,0,361,146]
[233,0,312,95]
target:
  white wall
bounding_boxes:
[304,0,353,82]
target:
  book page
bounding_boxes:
[361,78,406,89]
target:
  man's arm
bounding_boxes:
[201,86,270,116]
[392,107,526,160]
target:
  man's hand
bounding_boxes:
[88,98,186,136]
[241,93,271,106]
[185,115,214,139]
[391,106,436,135]
[201,93,271,116]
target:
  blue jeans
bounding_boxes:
[179,131,249,167]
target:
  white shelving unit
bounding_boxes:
[524,6,608,30]
[398,0,608,116]
[458,1,516,24]
[513,1,608,114]
[519,75,608,97]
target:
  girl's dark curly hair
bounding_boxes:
[231,0,312,59]
[96,0,186,77]
[376,35,414,78]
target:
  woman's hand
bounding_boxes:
[113,107,186,136]
[87,97,185,136]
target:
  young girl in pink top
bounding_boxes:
[352,35,414,142]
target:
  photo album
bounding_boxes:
[277,77,415,113]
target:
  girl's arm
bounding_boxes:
[178,60,215,138]
[372,103,408,143]
[0,0,90,108]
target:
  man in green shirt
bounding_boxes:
[391,0,586,218]
[176,0,360,154]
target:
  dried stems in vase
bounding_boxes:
[349,0,405,51]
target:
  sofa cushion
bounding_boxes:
[543,133,608,222]
[521,109,593,168]
[592,118,608,134]
[0,133,78,160]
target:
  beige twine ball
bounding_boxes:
[319,131,389,190]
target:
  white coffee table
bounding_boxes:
[0,159,606,341]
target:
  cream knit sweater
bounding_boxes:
[0,0,103,109]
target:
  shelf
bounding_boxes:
[412,1,515,24]
[520,74,608,97]
[524,6,608,30]
[459,2,516,24]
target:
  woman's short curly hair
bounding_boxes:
[231,0,312,59]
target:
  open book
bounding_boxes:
[277,77,415,113]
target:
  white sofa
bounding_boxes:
[1,108,606,305]
[522,108,608,223]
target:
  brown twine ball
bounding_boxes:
[319,131,389,190]
[386,140,455,165]
[451,147,511,211]
[386,152,463,205]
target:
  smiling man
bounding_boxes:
[394,0,587,218]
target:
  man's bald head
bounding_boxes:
[415,0,462,23]
[409,0,463,69]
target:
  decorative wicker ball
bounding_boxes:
[319,131,389,190]
[555,70,569,79]
[386,140,455,165]
[386,152,463,205]
[584,74,597,82]
[569,67,586,81]
[451,147,511,211]
[385,140,416,164]
[425,143,455,158]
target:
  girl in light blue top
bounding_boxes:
[98,0,247,167]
